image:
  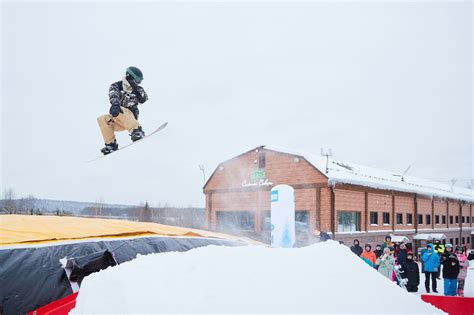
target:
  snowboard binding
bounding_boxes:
[130,126,145,142]
[101,140,119,155]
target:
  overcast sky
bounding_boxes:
[1,1,472,207]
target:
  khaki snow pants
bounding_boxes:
[97,107,140,144]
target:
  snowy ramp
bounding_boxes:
[73,241,443,314]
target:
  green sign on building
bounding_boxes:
[250,169,266,181]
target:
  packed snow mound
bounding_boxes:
[73,241,443,314]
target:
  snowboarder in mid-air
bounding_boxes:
[97,66,148,155]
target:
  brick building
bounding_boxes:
[203,146,474,248]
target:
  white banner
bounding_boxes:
[270,184,295,248]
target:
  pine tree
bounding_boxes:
[142,202,152,222]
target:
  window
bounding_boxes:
[216,211,255,232]
[462,216,465,224]
[258,152,266,169]
[396,213,403,225]
[442,215,446,224]
[295,211,310,233]
[468,238,471,244]
[435,215,440,224]
[462,237,465,244]
[450,216,453,224]
[370,212,378,225]
[450,238,453,245]
[261,211,310,233]
[383,212,390,225]
[406,213,413,225]
[468,217,471,223]
[426,214,431,225]
[418,214,423,225]
[455,216,459,224]
[455,238,459,245]
[337,211,361,232]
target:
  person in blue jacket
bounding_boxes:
[421,243,440,293]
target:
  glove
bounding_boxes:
[127,77,139,91]
[109,105,123,117]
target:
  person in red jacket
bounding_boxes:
[360,244,377,268]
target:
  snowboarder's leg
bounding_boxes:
[97,114,124,154]
[113,108,144,141]
[97,114,125,143]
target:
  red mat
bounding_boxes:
[28,292,78,315]
[421,294,474,315]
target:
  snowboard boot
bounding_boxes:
[130,126,145,142]
[101,140,119,155]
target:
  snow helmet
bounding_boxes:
[126,66,143,84]
[455,245,465,253]
[445,243,453,249]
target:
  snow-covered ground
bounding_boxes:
[72,241,444,314]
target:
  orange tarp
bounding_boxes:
[0,215,254,246]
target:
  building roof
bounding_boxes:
[413,233,447,241]
[263,146,474,203]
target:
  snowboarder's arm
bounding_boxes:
[135,86,148,104]
[109,81,122,107]
[129,106,139,120]
[128,78,148,104]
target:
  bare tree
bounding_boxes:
[24,195,36,213]
[2,188,17,214]
[92,197,104,217]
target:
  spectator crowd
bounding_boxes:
[350,235,471,296]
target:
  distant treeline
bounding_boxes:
[0,187,205,229]
[80,205,205,229]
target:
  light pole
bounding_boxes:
[198,165,206,185]
[320,148,333,174]
[450,178,458,192]
[401,165,412,182]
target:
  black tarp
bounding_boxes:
[67,249,117,282]
[0,236,240,314]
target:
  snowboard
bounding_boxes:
[85,122,168,163]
